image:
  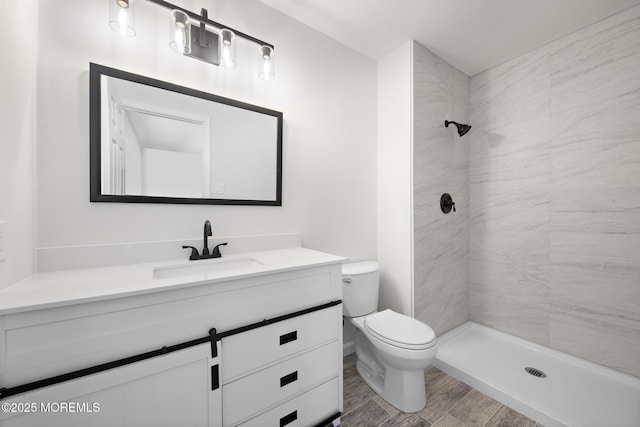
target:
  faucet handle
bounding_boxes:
[182,245,200,261]
[212,243,228,258]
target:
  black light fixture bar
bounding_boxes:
[145,0,274,49]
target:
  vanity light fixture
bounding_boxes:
[108,0,275,80]
[109,0,136,37]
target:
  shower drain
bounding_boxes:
[525,367,547,378]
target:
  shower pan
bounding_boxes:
[434,322,640,427]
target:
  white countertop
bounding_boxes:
[0,247,345,316]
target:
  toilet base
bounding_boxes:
[354,328,431,413]
[356,359,427,413]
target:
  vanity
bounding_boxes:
[0,248,344,427]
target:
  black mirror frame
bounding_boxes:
[89,63,283,206]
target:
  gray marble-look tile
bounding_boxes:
[550,230,640,264]
[464,0,640,385]
[549,87,640,149]
[550,187,640,234]
[550,255,640,320]
[469,281,549,347]
[548,276,640,378]
[415,253,469,337]
[469,177,550,232]
[484,405,536,427]
[414,134,457,195]
[469,228,550,289]
[468,227,550,345]
[414,193,464,262]
[549,99,640,196]
[413,40,470,338]
[550,4,640,112]
[471,46,550,129]
[469,115,549,168]
[549,307,640,378]
[469,118,550,233]
[340,398,391,427]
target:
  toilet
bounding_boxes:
[342,261,437,413]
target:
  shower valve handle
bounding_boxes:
[440,193,456,214]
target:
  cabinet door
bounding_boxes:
[0,343,220,427]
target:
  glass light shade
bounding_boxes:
[109,0,136,37]
[169,10,191,55]
[218,29,236,69]
[259,46,275,81]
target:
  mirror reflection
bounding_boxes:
[90,63,283,205]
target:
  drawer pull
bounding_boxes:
[280,371,298,387]
[280,410,297,427]
[280,331,298,345]
[211,364,219,390]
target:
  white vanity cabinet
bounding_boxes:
[220,306,342,426]
[0,251,343,427]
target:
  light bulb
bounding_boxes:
[109,0,135,37]
[170,10,191,55]
[259,46,275,81]
[119,7,129,36]
[218,29,236,69]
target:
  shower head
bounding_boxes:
[445,120,472,137]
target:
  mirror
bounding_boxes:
[90,63,283,205]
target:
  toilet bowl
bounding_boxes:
[342,261,438,413]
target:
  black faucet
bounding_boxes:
[182,220,227,261]
[203,220,212,255]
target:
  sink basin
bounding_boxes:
[153,257,263,279]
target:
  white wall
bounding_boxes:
[36,0,377,264]
[377,41,413,316]
[0,0,38,289]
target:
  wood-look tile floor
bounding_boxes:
[342,353,538,427]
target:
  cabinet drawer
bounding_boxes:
[223,341,339,425]
[238,377,339,427]
[221,305,341,382]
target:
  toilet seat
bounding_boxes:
[364,309,436,350]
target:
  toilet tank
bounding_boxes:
[342,261,380,317]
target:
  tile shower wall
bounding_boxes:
[469,5,640,377]
[413,42,470,336]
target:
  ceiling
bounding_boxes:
[258,0,640,76]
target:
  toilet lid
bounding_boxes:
[364,309,436,350]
